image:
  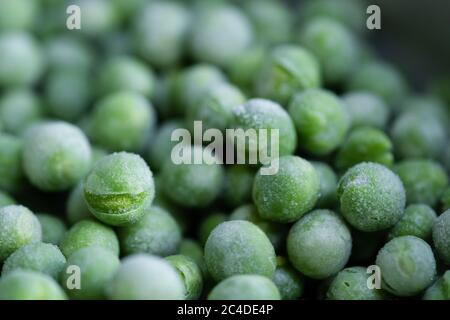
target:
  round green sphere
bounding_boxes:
[166,254,203,300]
[0,0,39,31]
[387,204,437,241]
[432,210,450,265]
[208,275,280,300]
[272,259,304,300]
[36,214,67,245]
[343,91,389,129]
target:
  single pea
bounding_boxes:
[0,205,41,262]
[253,155,319,223]
[179,239,207,276]
[44,36,94,72]
[311,161,338,208]
[230,99,297,159]
[348,61,408,106]
[198,212,228,246]
[254,45,321,105]
[441,187,450,211]
[205,220,276,281]
[2,242,66,279]
[433,210,450,265]
[59,220,119,258]
[0,191,15,208]
[376,236,436,297]
[36,214,67,245]
[161,145,224,208]
[342,91,389,129]
[387,204,437,241]
[71,0,118,36]
[66,183,93,225]
[189,4,253,67]
[187,82,246,132]
[0,32,44,87]
[97,55,155,97]
[227,46,266,92]
[166,255,203,300]
[287,209,352,279]
[0,134,25,192]
[391,111,446,160]
[335,127,394,172]
[208,275,280,300]
[394,159,448,207]
[0,0,39,30]
[272,257,304,300]
[0,270,67,300]
[22,121,92,192]
[288,88,350,155]
[0,89,42,135]
[107,254,184,300]
[60,246,120,300]
[338,162,406,232]
[84,152,155,226]
[87,91,156,152]
[118,206,181,257]
[133,1,190,68]
[45,69,91,122]
[326,267,388,300]
[423,270,450,300]
[300,18,360,84]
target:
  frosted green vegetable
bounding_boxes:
[0,191,15,208]
[36,214,67,245]
[253,156,319,223]
[311,161,337,208]
[208,275,280,300]
[423,271,450,300]
[204,220,276,281]
[326,267,388,300]
[107,254,184,300]
[394,159,448,207]
[335,127,394,171]
[0,89,42,135]
[254,45,321,105]
[287,209,352,279]
[60,246,120,300]
[166,255,203,300]
[44,36,94,71]
[376,236,436,297]
[0,205,41,262]
[387,204,437,241]
[0,0,40,30]
[2,242,66,279]
[338,162,406,232]
[189,4,253,67]
[343,91,389,129]
[71,0,118,36]
[66,183,93,225]
[118,206,181,256]
[432,210,450,265]
[288,88,349,155]
[22,121,92,192]
[0,270,67,300]
[59,220,119,258]
[227,46,266,91]
[223,165,254,208]
[0,134,24,192]
[87,91,155,152]
[84,152,155,226]
[272,258,304,300]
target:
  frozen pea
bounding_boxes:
[60,246,120,299]
[71,0,118,36]
[44,36,94,71]
[342,91,389,129]
[288,88,350,155]
[59,220,119,258]
[23,121,92,192]
[84,152,155,226]
[432,210,450,265]
[118,206,181,257]
[204,220,276,281]
[326,267,388,300]
[36,214,67,245]
[223,165,254,208]
[198,212,228,246]
[387,204,437,241]
[66,183,93,225]
[87,92,156,152]
[338,162,406,232]
[208,275,280,300]
[272,258,304,300]
[0,0,39,30]
[254,45,321,105]
[376,236,436,297]
[0,191,15,208]
[107,254,184,300]
[253,156,319,223]
[166,255,203,300]
[423,271,450,300]
[311,161,338,208]
[287,209,352,279]
[0,270,66,300]
[335,127,394,172]
[0,134,24,192]
[227,46,266,92]
[2,242,66,279]
[394,159,448,207]
[0,205,41,262]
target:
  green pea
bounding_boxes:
[71,0,119,36]
[432,210,450,265]
[0,134,25,192]
[208,275,280,300]
[36,214,67,245]
[44,36,94,72]
[272,258,304,300]
[166,254,203,300]
[0,0,40,31]
[423,270,450,300]
[84,152,155,226]
[387,204,437,241]
[227,46,266,91]
[342,91,389,129]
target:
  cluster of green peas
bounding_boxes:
[1,0,450,300]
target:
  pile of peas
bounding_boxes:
[0,0,449,301]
